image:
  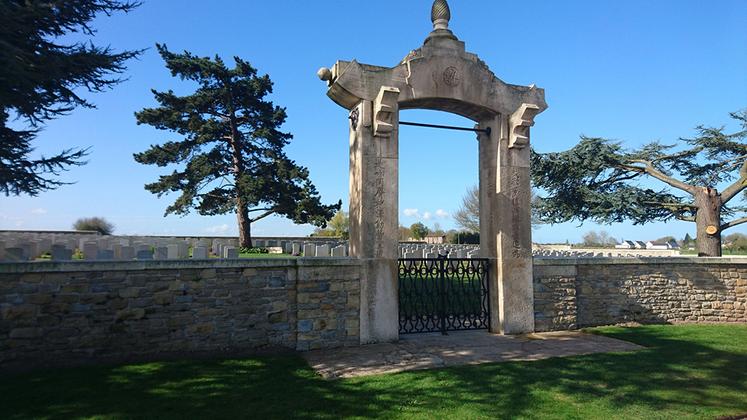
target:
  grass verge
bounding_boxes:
[1,324,745,419]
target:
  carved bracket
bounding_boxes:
[373,86,400,137]
[508,103,540,149]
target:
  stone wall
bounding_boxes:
[534,258,747,332]
[0,259,360,370]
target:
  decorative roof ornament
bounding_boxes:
[431,0,451,31]
[426,0,457,43]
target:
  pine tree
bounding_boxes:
[0,0,141,195]
[134,45,340,247]
[532,110,747,257]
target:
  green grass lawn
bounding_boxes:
[680,249,747,256]
[1,324,746,419]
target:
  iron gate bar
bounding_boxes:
[398,258,491,335]
[399,120,491,136]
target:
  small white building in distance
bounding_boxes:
[646,240,680,250]
[615,240,637,249]
[615,240,647,249]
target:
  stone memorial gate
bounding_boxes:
[318,0,547,342]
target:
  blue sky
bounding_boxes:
[3,0,747,243]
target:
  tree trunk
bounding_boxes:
[237,197,252,248]
[227,114,251,248]
[694,187,722,257]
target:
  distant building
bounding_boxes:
[646,240,680,250]
[424,234,446,244]
[615,240,637,249]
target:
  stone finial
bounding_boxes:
[431,0,451,30]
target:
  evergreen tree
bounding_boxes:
[73,217,114,235]
[410,222,429,240]
[134,45,340,247]
[0,0,141,195]
[532,110,747,257]
[683,233,694,248]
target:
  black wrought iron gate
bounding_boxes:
[398,257,490,334]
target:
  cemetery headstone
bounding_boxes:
[155,247,168,260]
[51,245,73,261]
[167,244,180,259]
[192,246,208,259]
[120,246,135,260]
[83,242,99,260]
[315,244,331,257]
[223,246,239,259]
[97,249,114,260]
[136,249,153,260]
[4,247,25,262]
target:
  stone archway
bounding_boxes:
[318,0,547,343]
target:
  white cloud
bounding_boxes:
[204,224,230,234]
[435,209,449,219]
[403,208,420,217]
[31,208,48,215]
[422,211,432,221]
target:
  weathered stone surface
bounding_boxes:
[534,258,747,332]
[0,259,361,370]
[320,0,546,340]
[304,330,641,379]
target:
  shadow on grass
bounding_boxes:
[1,325,746,419]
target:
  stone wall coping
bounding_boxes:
[533,256,747,266]
[0,257,360,274]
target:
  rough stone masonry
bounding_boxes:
[0,259,361,370]
[534,257,747,331]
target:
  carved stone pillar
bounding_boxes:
[478,106,537,334]
[349,87,400,343]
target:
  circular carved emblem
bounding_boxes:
[706,225,718,235]
[442,66,460,87]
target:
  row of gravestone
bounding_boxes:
[0,235,349,262]
[398,244,674,260]
[399,244,481,259]
[532,249,670,258]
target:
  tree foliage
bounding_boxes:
[0,0,141,196]
[532,110,747,256]
[724,233,747,252]
[398,225,412,242]
[313,210,349,239]
[454,185,545,233]
[445,230,479,244]
[134,45,340,247]
[73,217,114,235]
[409,222,429,240]
[453,186,479,232]
[581,230,617,247]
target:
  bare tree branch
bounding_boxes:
[621,160,696,194]
[250,210,275,223]
[721,216,747,231]
[643,201,698,209]
[720,159,747,204]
